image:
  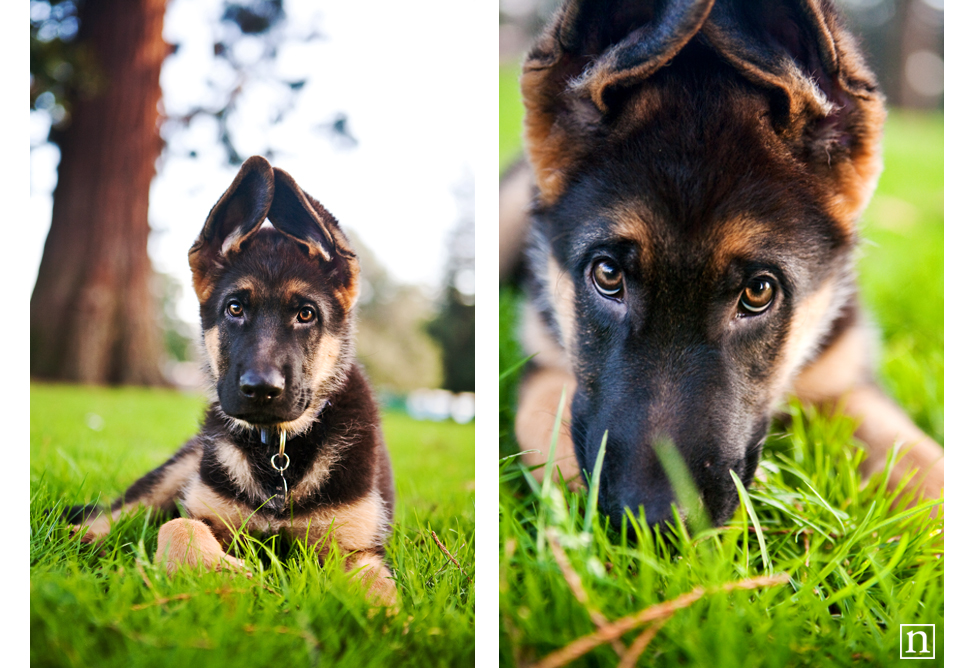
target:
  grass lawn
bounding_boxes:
[30,384,475,667]
[498,65,943,666]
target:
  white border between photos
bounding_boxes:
[11,2,34,666]
[12,4,30,665]
[474,6,499,665]
[944,3,964,665]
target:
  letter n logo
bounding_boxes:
[900,624,936,660]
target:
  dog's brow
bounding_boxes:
[710,216,774,272]
[280,278,320,300]
[606,202,654,263]
[229,277,259,295]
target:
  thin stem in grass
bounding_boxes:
[582,430,608,538]
[499,353,537,381]
[430,530,471,582]
[653,439,710,532]
[730,469,772,574]
[531,573,790,668]
[541,388,569,496]
[617,619,668,668]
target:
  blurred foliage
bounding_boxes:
[29,0,349,162]
[350,232,444,393]
[30,0,99,138]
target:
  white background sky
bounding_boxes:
[29,0,478,325]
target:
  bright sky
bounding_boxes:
[29,0,478,324]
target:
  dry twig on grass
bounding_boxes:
[431,530,471,582]
[531,573,790,668]
[546,529,627,657]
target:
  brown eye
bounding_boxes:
[739,278,775,315]
[592,259,624,298]
[226,300,244,318]
[297,306,316,323]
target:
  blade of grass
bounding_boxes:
[583,430,608,537]
[653,439,710,532]
[730,469,771,574]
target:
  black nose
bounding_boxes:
[239,369,285,401]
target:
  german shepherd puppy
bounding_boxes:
[501,0,943,528]
[73,156,396,605]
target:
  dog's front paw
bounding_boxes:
[155,518,252,577]
[71,515,112,544]
[348,552,399,610]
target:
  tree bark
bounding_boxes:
[31,0,168,385]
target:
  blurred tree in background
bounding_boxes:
[427,176,475,394]
[29,0,316,385]
[351,233,444,392]
[31,0,169,384]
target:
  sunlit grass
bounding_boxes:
[30,385,474,667]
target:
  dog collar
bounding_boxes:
[257,400,330,500]
[260,426,290,499]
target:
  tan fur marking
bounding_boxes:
[141,450,202,508]
[609,203,653,264]
[212,440,263,502]
[520,301,571,373]
[823,101,886,235]
[296,490,388,552]
[773,279,838,399]
[346,551,397,607]
[309,334,343,390]
[327,258,360,314]
[154,518,249,576]
[281,278,318,301]
[711,216,772,273]
[843,385,943,503]
[181,477,257,538]
[76,449,202,542]
[521,65,571,205]
[546,256,577,359]
[514,366,581,488]
[288,444,344,505]
[793,324,871,403]
[204,328,221,381]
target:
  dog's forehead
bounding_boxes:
[221,274,324,303]
[201,235,334,308]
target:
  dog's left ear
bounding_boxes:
[703,0,886,229]
[269,167,361,309]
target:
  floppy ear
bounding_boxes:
[269,167,361,309]
[521,0,714,203]
[702,0,886,228]
[266,167,342,262]
[188,155,274,301]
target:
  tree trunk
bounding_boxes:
[30,0,168,385]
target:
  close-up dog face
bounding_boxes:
[521,0,885,528]
[188,157,361,436]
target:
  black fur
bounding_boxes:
[516,0,884,529]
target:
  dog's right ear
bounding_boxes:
[188,156,275,301]
[522,0,714,204]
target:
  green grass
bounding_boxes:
[30,384,475,667]
[499,66,943,666]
